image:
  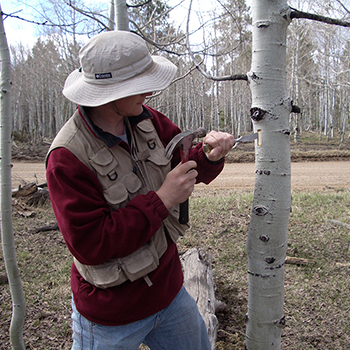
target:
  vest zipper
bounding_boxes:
[125,117,150,190]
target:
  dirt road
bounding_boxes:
[11,161,350,190]
[196,161,350,190]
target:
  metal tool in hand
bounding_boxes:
[164,127,206,224]
[203,130,261,154]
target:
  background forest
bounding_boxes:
[7,0,350,144]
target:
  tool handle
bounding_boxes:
[179,199,189,224]
[203,141,238,154]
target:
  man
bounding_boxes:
[46,30,234,349]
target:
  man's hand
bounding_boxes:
[203,131,235,162]
[156,161,198,210]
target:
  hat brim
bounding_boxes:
[62,56,177,107]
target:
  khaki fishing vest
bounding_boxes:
[47,110,187,288]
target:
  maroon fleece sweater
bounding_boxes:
[46,105,224,326]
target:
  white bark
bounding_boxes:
[108,0,116,30]
[0,8,26,350]
[246,1,291,349]
[115,0,129,31]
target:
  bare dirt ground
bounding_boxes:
[11,161,350,191]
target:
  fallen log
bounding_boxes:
[327,219,350,230]
[12,182,50,206]
[335,262,350,268]
[12,182,37,198]
[285,256,316,266]
[285,256,349,268]
[31,221,58,233]
[181,248,225,349]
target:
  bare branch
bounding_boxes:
[149,63,201,99]
[172,61,203,84]
[185,0,247,82]
[290,7,350,27]
[129,23,186,57]
[327,219,350,230]
[63,0,109,31]
[335,0,350,15]
[2,11,57,27]
[127,0,152,9]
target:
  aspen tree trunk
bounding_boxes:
[115,0,129,31]
[245,1,291,349]
[108,0,116,30]
[0,9,26,350]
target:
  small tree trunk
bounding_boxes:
[0,8,26,350]
[115,0,129,31]
[108,0,116,30]
[245,1,291,349]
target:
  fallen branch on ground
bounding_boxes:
[327,219,350,229]
[285,256,316,265]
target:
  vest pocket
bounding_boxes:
[89,147,117,176]
[89,147,143,207]
[104,172,142,207]
[119,242,159,282]
[147,148,171,167]
[73,241,160,289]
[78,258,124,289]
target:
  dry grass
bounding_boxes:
[2,132,350,349]
[1,187,349,349]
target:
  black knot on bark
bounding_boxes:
[253,205,269,216]
[250,107,266,121]
[265,257,276,264]
[259,235,270,242]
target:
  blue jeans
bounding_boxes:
[71,286,211,350]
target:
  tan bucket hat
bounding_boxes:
[62,31,177,107]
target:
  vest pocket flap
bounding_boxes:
[147,149,171,167]
[103,172,142,205]
[121,244,159,281]
[104,184,128,204]
[74,257,127,289]
[121,172,142,194]
[89,148,118,176]
[89,260,122,287]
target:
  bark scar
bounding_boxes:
[250,107,266,121]
[253,205,269,216]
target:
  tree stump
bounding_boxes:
[181,248,224,349]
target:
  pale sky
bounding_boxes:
[1,0,253,48]
[1,0,38,47]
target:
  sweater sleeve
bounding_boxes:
[46,148,169,265]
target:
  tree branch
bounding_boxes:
[130,23,187,57]
[63,0,109,31]
[327,219,350,229]
[335,0,350,15]
[2,11,53,27]
[185,0,247,82]
[149,63,201,100]
[127,0,152,9]
[290,7,350,27]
